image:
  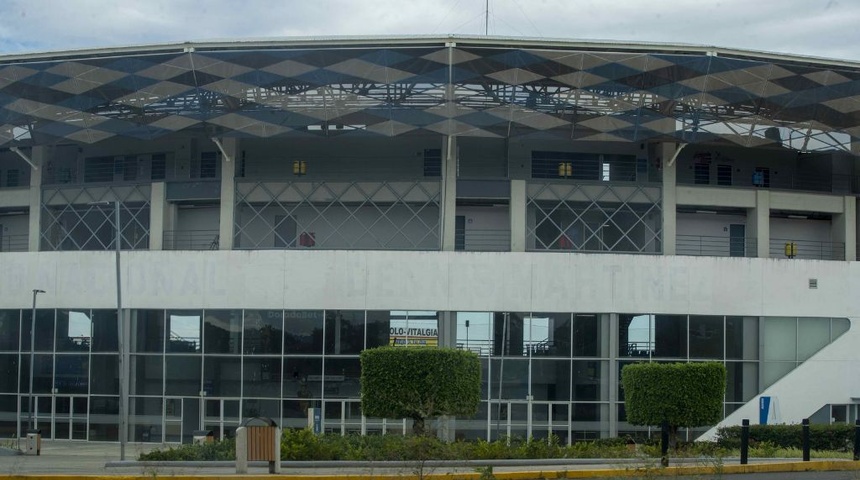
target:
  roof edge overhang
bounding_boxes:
[2,34,859,71]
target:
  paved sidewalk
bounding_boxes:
[2,440,860,478]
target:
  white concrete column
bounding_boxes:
[149,182,166,250]
[510,179,526,252]
[27,146,46,252]
[218,138,238,250]
[441,135,457,251]
[747,190,770,258]
[660,143,677,255]
[833,195,856,261]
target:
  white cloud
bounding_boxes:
[0,0,858,60]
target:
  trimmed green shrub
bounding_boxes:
[139,438,236,461]
[716,423,854,452]
[621,362,726,443]
[360,347,481,435]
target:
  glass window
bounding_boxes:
[573,360,606,401]
[243,357,282,398]
[203,356,241,397]
[20,354,53,393]
[283,357,323,399]
[324,310,364,355]
[324,357,362,399]
[241,398,278,419]
[90,354,118,395]
[243,310,283,355]
[573,314,603,357]
[531,359,571,401]
[726,316,758,360]
[725,362,758,403]
[22,309,55,352]
[131,355,163,396]
[619,314,653,358]
[654,315,687,358]
[689,316,723,359]
[132,310,165,353]
[764,317,796,362]
[798,317,831,361]
[56,310,92,352]
[91,310,118,352]
[131,397,162,442]
[365,310,391,349]
[54,354,89,394]
[832,318,850,340]
[532,312,571,357]
[167,310,201,353]
[0,310,20,351]
[89,396,119,441]
[457,312,493,356]
[762,361,795,389]
[164,356,201,396]
[204,310,242,354]
[283,310,324,354]
[0,355,18,393]
[489,358,529,399]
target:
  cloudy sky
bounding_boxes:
[0,0,856,61]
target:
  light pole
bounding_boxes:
[91,200,126,460]
[28,288,45,434]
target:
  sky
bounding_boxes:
[0,0,858,61]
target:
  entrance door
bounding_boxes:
[53,396,88,440]
[729,224,746,257]
[204,399,241,440]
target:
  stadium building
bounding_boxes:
[0,35,859,444]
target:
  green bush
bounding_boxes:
[716,423,854,452]
[360,347,481,435]
[139,438,236,461]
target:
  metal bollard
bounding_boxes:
[802,418,810,462]
[740,419,749,465]
[854,419,860,461]
[661,420,669,467]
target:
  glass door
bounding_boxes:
[204,398,241,440]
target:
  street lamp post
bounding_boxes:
[27,288,45,434]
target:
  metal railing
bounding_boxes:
[455,229,510,252]
[678,172,860,195]
[769,238,845,261]
[163,230,220,250]
[676,235,757,258]
[0,233,28,252]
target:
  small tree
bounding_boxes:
[361,347,481,436]
[621,362,726,446]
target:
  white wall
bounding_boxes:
[770,218,832,243]
[676,213,747,237]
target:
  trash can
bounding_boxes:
[25,429,41,456]
[192,429,215,444]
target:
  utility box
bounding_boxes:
[25,429,41,456]
[192,429,214,444]
[236,417,281,474]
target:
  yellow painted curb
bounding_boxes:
[3,462,860,480]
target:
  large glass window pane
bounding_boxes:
[283,357,323,399]
[762,361,795,389]
[164,356,201,396]
[531,312,570,357]
[324,310,364,355]
[798,317,831,361]
[725,362,758,403]
[573,314,603,357]
[386,311,439,348]
[91,310,118,352]
[0,355,18,393]
[726,316,758,360]
[0,310,20,351]
[573,360,606,401]
[130,355,162,396]
[243,310,283,355]
[54,354,89,394]
[131,397,162,442]
[132,310,164,353]
[323,357,362,398]
[494,312,528,356]
[22,309,55,352]
[283,310,324,355]
[365,311,391,349]
[764,317,796,362]
[56,310,91,352]
[619,314,652,358]
[832,318,850,340]
[89,396,118,441]
[203,356,241,397]
[654,315,687,358]
[204,310,242,354]
[689,316,723,359]
[20,354,53,393]
[489,358,529,399]
[457,312,493,355]
[242,398,279,419]
[531,359,570,401]
[243,357,282,397]
[0,395,17,439]
[90,354,118,395]
[167,310,201,353]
